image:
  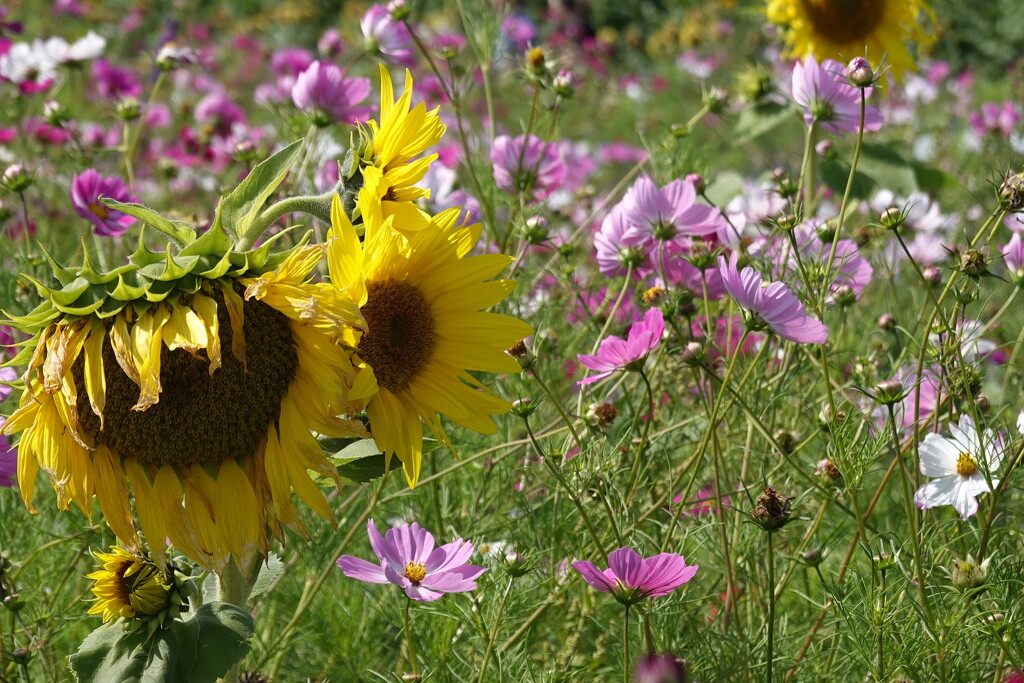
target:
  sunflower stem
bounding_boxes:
[237,188,339,251]
[216,556,261,683]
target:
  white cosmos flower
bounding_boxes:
[914,414,1004,520]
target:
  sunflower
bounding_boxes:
[3,240,371,573]
[766,0,934,77]
[354,65,447,232]
[87,546,171,624]
[327,192,532,487]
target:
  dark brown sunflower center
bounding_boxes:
[358,279,436,392]
[798,0,885,45]
[74,288,298,467]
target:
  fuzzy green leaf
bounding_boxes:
[103,199,196,248]
[67,603,253,683]
[68,625,182,683]
[248,553,285,601]
[175,602,254,683]
[220,139,303,241]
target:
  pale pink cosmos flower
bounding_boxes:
[361,4,415,67]
[1002,233,1024,281]
[577,307,664,385]
[792,55,883,135]
[491,134,566,202]
[969,101,1020,137]
[337,520,486,602]
[573,547,699,605]
[594,204,649,277]
[781,223,873,304]
[291,61,372,126]
[718,253,828,344]
[619,176,725,243]
[914,415,1005,520]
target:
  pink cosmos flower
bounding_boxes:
[194,92,245,139]
[594,204,647,277]
[573,547,699,605]
[969,101,1019,137]
[577,307,664,385]
[291,61,372,126]
[783,223,873,303]
[361,4,415,67]
[70,169,138,236]
[338,520,486,602]
[914,415,1005,520]
[792,55,883,135]
[0,417,14,488]
[674,484,729,517]
[620,176,725,243]
[718,253,828,344]
[491,134,566,202]
[1002,233,1024,281]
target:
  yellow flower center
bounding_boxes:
[74,288,299,467]
[798,0,885,45]
[956,452,979,477]
[87,202,110,220]
[404,562,427,585]
[358,279,437,393]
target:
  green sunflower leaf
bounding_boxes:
[68,624,183,683]
[174,602,254,683]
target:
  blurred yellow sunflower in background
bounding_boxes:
[3,243,371,573]
[766,0,934,77]
[328,193,532,487]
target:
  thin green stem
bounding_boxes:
[523,417,604,553]
[766,531,776,683]
[403,598,419,677]
[885,405,935,631]
[821,92,867,306]
[624,368,655,502]
[475,577,516,683]
[877,569,887,681]
[623,605,631,683]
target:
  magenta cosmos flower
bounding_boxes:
[491,134,566,202]
[291,60,371,126]
[573,547,698,606]
[70,169,138,236]
[0,418,14,488]
[792,55,882,136]
[577,307,664,385]
[338,520,486,602]
[718,253,828,344]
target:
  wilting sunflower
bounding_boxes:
[354,65,446,232]
[766,0,934,77]
[328,192,532,486]
[87,546,171,624]
[3,232,371,573]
